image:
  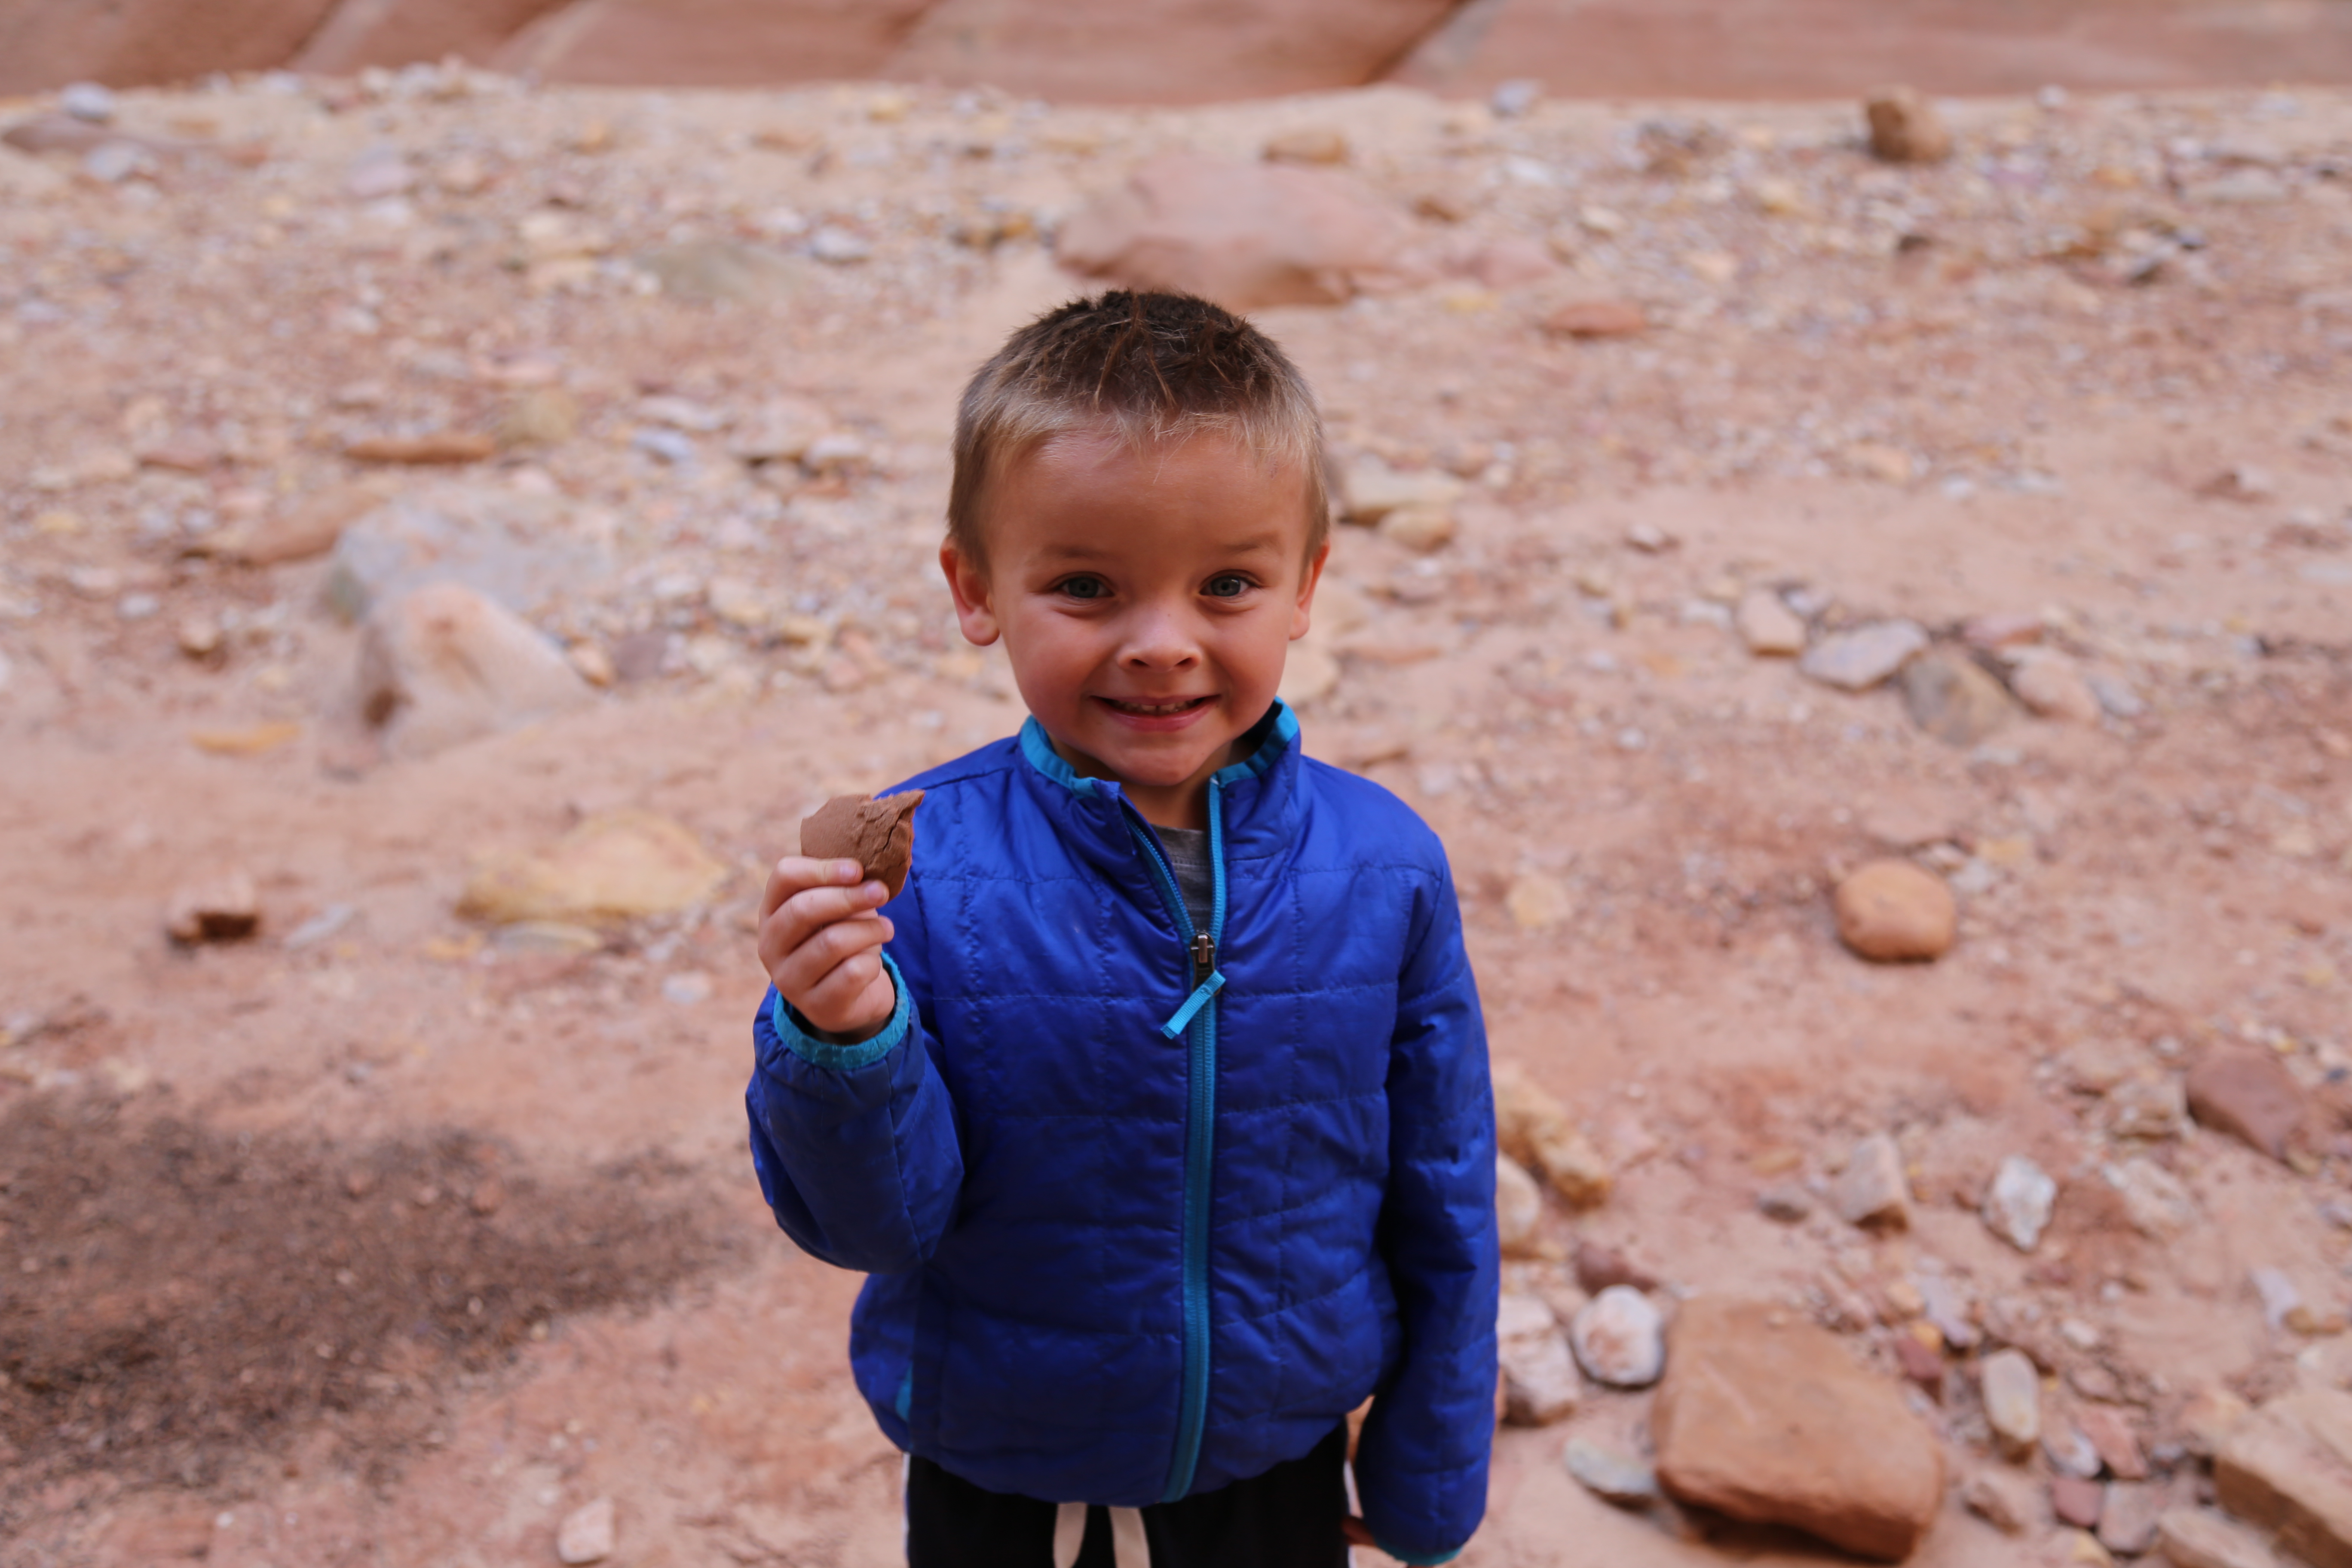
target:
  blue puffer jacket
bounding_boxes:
[746,701,1497,1564]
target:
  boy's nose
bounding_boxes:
[1118,604,1202,669]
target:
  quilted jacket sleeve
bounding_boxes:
[745,951,964,1274]
[1353,857,1500,1565]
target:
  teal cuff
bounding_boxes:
[766,951,910,1072]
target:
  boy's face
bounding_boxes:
[941,427,1326,828]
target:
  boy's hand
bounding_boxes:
[759,857,897,1044]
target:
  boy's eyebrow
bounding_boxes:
[1033,532,1292,561]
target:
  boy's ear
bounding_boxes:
[940,541,1002,646]
[1289,540,1332,643]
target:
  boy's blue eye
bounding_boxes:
[1204,575,1252,599]
[1060,576,1109,600]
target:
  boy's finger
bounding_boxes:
[768,879,891,952]
[771,913,894,999]
[794,948,891,1028]
[760,855,867,921]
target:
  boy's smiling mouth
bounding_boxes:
[1098,695,1215,719]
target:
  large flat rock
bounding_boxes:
[1653,1295,1944,1562]
[2216,1388,2352,1568]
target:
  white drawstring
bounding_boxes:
[1052,1503,1149,1567]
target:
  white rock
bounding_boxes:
[557,1496,614,1565]
[1831,1133,1911,1228]
[1982,1155,2057,1252]
[1498,1292,1581,1425]
[1799,621,1929,691]
[809,226,873,263]
[61,82,118,123]
[1570,1285,1664,1388]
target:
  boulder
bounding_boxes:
[1055,153,1410,311]
[355,582,593,760]
[459,811,728,927]
[2215,1387,2352,1568]
[1652,1296,1945,1561]
[1833,861,1956,962]
[325,483,609,623]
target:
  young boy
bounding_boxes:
[750,291,1497,1567]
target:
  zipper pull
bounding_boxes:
[1191,932,1216,985]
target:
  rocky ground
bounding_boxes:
[2,61,2351,1568]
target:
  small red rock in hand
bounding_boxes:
[758,857,897,1044]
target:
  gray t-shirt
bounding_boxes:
[1156,826,1216,938]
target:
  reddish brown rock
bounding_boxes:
[2187,1050,2313,1163]
[165,866,260,945]
[1542,299,1649,339]
[1865,85,1953,162]
[343,432,497,466]
[1653,1296,1945,1562]
[799,791,924,900]
[2052,1474,2104,1529]
[1833,861,1957,962]
[1055,153,1410,312]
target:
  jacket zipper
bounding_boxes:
[1124,781,1225,1504]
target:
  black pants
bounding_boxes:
[905,1424,1350,1568]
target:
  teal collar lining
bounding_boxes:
[1017,700,1296,799]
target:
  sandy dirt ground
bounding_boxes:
[2,65,2351,1568]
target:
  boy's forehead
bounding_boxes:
[978,424,1317,555]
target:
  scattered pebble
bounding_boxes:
[1981,1348,2043,1458]
[165,867,261,945]
[1799,620,1929,692]
[1831,1132,1911,1228]
[1735,588,1807,655]
[1832,861,1956,963]
[1563,1437,1659,1507]
[1865,86,1952,163]
[1982,1155,2057,1252]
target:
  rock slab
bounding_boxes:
[1833,861,1957,962]
[1494,1072,1612,1209]
[1495,1153,1544,1257]
[2157,1507,2282,1568]
[1651,1295,1944,1561]
[2215,1387,2352,1568]
[799,790,924,899]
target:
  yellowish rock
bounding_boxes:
[1505,873,1572,930]
[459,812,727,926]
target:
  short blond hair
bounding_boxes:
[947,291,1329,569]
